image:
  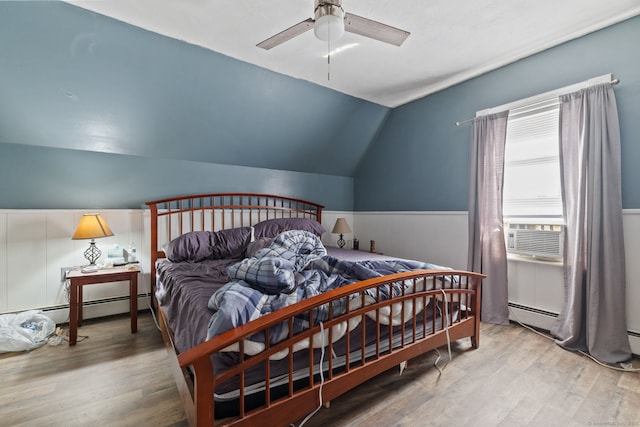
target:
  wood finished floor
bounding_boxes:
[1,312,638,427]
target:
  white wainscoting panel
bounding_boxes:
[45,211,76,307]
[0,213,7,313]
[623,211,640,340]
[320,211,355,249]
[348,210,639,355]
[352,211,468,269]
[2,208,637,354]
[8,212,47,310]
[0,209,148,325]
[507,259,564,315]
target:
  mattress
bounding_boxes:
[155,245,458,415]
[155,247,396,353]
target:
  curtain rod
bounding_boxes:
[455,78,620,126]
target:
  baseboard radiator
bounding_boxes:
[508,302,559,331]
[9,294,152,325]
[508,302,640,356]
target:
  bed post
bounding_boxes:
[471,275,482,348]
[147,202,159,311]
[190,359,215,427]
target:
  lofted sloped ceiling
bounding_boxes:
[64,0,640,108]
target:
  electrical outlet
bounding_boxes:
[60,267,74,282]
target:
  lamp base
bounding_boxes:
[337,233,345,248]
[81,265,100,273]
[83,240,102,265]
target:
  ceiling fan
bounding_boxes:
[256,0,410,50]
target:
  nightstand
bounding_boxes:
[66,266,140,345]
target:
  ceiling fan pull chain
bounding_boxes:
[327,33,331,81]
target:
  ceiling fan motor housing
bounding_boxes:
[314,0,345,41]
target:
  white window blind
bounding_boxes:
[503,100,562,218]
[475,74,612,220]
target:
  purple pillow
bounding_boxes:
[164,227,252,262]
[253,218,326,239]
[210,227,253,259]
[164,231,214,263]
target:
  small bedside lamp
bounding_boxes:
[332,218,351,248]
[72,213,114,267]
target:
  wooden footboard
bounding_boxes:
[177,269,484,427]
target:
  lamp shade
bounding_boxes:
[72,214,114,240]
[332,218,351,234]
[314,1,345,42]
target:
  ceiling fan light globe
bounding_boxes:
[314,1,345,42]
[314,14,344,41]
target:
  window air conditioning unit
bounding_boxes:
[506,224,564,260]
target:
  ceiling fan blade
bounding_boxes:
[257,18,314,50]
[344,13,410,46]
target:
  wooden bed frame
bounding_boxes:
[146,193,484,427]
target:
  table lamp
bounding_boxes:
[72,213,114,270]
[332,217,351,248]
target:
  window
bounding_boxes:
[502,100,564,260]
[474,74,612,222]
[502,99,562,220]
[471,74,613,260]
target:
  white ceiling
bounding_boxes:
[65,0,640,107]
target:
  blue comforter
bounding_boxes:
[206,230,443,346]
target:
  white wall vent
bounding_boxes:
[506,224,563,260]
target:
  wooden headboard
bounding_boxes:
[145,193,324,302]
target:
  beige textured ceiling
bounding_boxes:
[65,0,640,107]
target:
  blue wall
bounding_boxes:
[355,15,640,211]
[2,3,638,212]
[0,2,387,210]
[0,143,353,210]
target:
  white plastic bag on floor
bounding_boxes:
[0,310,56,353]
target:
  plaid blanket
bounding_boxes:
[207,230,447,354]
[226,229,327,294]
